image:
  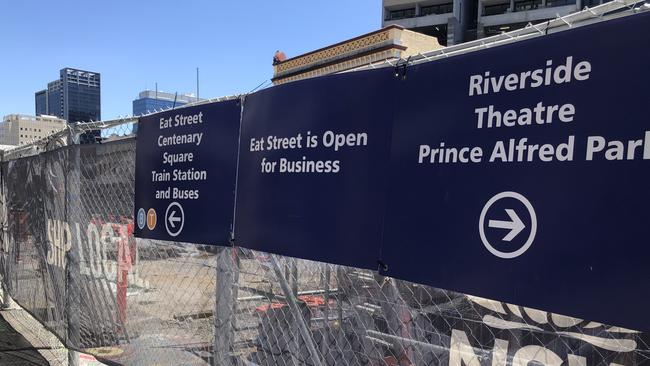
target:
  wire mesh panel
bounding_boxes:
[1,148,70,340]
[1,5,650,360]
[0,127,221,364]
[0,120,648,366]
[227,251,650,366]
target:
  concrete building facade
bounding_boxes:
[382,0,477,45]
[383,0,610,42]
[0,114,66,146]
[476,0,598,37]
[272,25,442,85]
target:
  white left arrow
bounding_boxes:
[488,209,525,242]
[168,210,181,228]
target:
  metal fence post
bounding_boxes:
[291,258,298,296]
[0,160,10,309]
[214,246,238,365]
[321,265,331,358]
[270,255,324,366]
[380,278,415,365]
[66,137,81,366]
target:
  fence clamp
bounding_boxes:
[394,56,412,81]
[377,259,389,273]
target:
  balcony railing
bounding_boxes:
[484,3,510,15]
[420,3,454,15]
[546,0,575,6]
[482,0,576,15]
[385,8,416,20]
[385,4,454,21]
[514,0,543,11]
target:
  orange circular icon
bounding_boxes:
[146,209,157,230]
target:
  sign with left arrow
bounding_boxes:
[134,100,241,244]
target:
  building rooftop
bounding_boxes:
[62,67,100,77]
[3,114,66,123]
[272,25,443,85]
[136,90,202,103]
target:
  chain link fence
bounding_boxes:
[1,4,650,362]
[0,116,647,366]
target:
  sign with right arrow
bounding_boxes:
[479,191,536,259]
[487,208,524,242]
[380,12,650,331]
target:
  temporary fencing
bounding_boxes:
[1,119,650,365]
[1,2,650,365]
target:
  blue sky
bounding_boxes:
[0,0,380,120]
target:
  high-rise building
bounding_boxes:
[382,0,476,45]
[0,114,66,146]
[46,80,62,118]
[132,90,202,117]
[35,90,47,116]
[35,68,101,123]
[382,0,611,43]
[61,68,101,123]
[34,68,101,143]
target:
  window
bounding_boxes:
[421,3,454,15]
[386,8,416,20]
[514,0,542,10]
[546,0,575,6]
[484,3,510,15]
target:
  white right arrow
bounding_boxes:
[488,209,525,242]
[168,210,181,228]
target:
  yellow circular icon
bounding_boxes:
[147,208,157,230]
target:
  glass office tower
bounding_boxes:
[35,68,101,143]
[59,68,101,123]
[35,90,47,116]
[37,68,101,123]
[46,80,62,118]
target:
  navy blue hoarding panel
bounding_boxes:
[234,69,396,270]
[382,12,650,331]
[134,100,241,244]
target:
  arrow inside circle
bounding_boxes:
[488,209,525,242]
[168,210,181,228]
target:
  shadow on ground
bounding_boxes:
[0,314,49,365]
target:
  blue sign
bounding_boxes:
[131,12,650,331]
[134,100,241,244]
[381,12,650,331]
[234,69,395,270]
